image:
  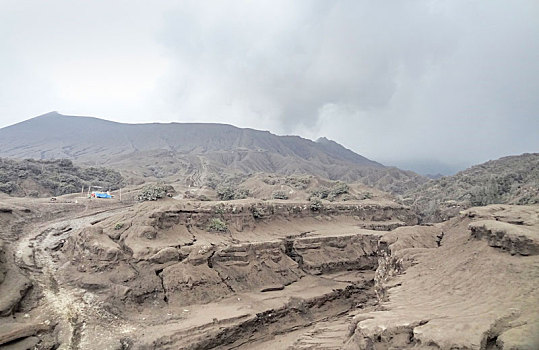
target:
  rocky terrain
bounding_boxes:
[0,185,537,349]
[0,192,409,348]
[348,204,539,349]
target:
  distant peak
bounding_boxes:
[36,111,61,118]
[316,136,332,144]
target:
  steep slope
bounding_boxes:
[403,153,539,222]
[0,112,427,193]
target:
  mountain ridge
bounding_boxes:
[0,112,426,193]
[0,112,378,164]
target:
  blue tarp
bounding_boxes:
[95,192,112,199]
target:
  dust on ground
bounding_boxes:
[0,189,537,349]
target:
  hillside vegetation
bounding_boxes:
[0,158,124,197]
[403,153,539,222]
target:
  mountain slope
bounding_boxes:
[0,112,378,164]
[403,153,539,221]
[0,112,427,192]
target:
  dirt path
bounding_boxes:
[14,205,136,349]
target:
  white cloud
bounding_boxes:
[0,0,537,173]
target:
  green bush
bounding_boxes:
[214,206,225,215]
[216,186,235,200]
[309,198,322,211]
[331,182,349,196]
[208,218,228,232]
[0,182,18,194]
[262,177,277,185]
[284,176,311,189]
[360,192,372,200]
[271,190,289,200]
[216,185,249,201]
[234,188,249,200]
[251,207,263,219]
[310,182,349,202]
[137,184,174,201]
[310,187,330,200]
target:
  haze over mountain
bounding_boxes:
[0,112,426,193]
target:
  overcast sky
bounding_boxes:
[1,0,538,174]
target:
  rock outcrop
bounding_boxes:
[346,205,539,349]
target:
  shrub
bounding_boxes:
[58,159,73,168]
[251,206,264,219]
[262,177,277,185]
[360,192,372,200]
[331,182,349,196]
[310,187,330,200]
[138,184,174,201]
[214,206,225,215]
[208,218,228,232]
[205,176,219,190]
[114,223,124,230]
[284,176,311,189]
[271,190,289,200]
[311,182,350,202]
[216,185,249,201]
[0,182,18,194]
[216,186,235,201]
[309,198,322,211]
[234,188,249,200]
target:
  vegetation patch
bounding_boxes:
[137,184,175,201]
[403,153,539,222]
[0,158,124,197]
[284,176,311,189]
[271,190,289,200]
[262,175,311,189]
[207,218,228,232]
[309,198,322,211]
[309,181,350,202]
[216,185,249,201]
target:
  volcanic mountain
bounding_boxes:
[0,112,426,192]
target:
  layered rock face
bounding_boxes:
[293,234,380,274]
[0,205,32,317]
[57,201,412,309]
[35,200,409,349]
[347,205,539,350]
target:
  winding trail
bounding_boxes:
[14,204,135,349]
